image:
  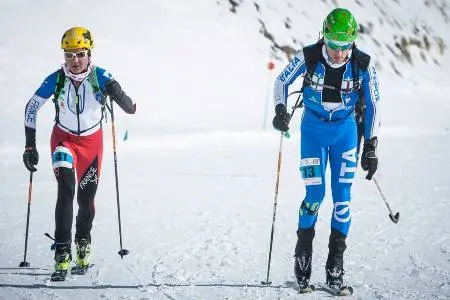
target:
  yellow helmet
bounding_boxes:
[61,27,94,50]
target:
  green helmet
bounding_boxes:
[322,8,358,42]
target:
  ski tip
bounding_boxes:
[319,283,353,296]
[337,286,353,296]
[71,266,89,275]
[50,270,67,282]
[299,284,315,293]
[348,286,354,294]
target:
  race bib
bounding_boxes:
[300,158,322,185]
[52,146,73,169]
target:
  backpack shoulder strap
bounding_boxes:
[301,39,324,92]
[351,45,371,92]
[52,68,66,124]
[87,65,108,123]
[88,65,102,94]
[53,68,65,103]
[354,47,371,70]
[352,47,371,152]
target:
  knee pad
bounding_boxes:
[52,146,74,169]
[300,200,320,216]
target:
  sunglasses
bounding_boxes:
[64,50,88,59]
[325,39,353,51]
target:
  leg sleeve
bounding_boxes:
[298,128,328,229]
[74,129,103,241]
[76,156,100,241]
[51,143,77,243]
[329,123,357,236]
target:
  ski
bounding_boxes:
[298,284,315,294]
[50,270,67,281]
[319,282,353,296]
[71,264,92,275]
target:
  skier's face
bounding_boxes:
[326,46,352,64]
[64,48,90,74]
[325,39,353,64]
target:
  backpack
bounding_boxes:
[301,39,371,93]
[301,39,371,154]
[52,66,107,134]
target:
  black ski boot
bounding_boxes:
[325,229,353,296]
[294,228,315,293]
[295,253,314,292]
[326,266,345,290]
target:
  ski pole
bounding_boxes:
[19,172,33,267]
[108,98,130,258]
[261,132,284,286]
[262,92,303,285]
[373,177,400,224]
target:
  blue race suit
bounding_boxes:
[273,43,380,236]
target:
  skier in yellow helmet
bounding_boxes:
[23,27,136,281]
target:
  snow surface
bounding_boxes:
[1,0,450,299]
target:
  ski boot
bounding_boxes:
[325,229,353,296]
[72,238,91,274]
[325,265,352,295]
[326,265,344,290]
[294,253,315,293]
[294,227,316,293]
[51,242,72,281]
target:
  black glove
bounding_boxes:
[23,147,39,172]
[272,104,290,132]
[361,137,378,180]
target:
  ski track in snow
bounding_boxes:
[1,131,450,299]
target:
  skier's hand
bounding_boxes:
[23,147,39,172]
[361,137,378,180]
[272,104,290,132]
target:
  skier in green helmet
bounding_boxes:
[272,8,380,295]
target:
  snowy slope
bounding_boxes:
[1,0,450,299]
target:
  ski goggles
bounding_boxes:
[325,39,353,51]
[64,50,88,59]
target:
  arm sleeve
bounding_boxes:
[361,60,381,140]
[95,66,135,114]
[24,71,58,147]
[273,50,306,108]
[105,79,135,114]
